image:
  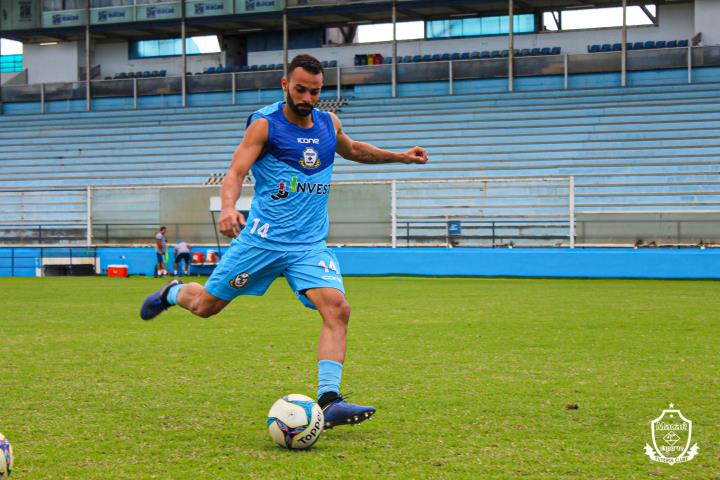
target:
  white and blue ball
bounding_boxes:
[267,394,324,449]
[0,432,12,478]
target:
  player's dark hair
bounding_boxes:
[288,54,324,78]
[160,226,166,231]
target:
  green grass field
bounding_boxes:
[1,276,718,479]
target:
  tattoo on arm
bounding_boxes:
[349,141,401,164]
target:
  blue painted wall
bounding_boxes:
[334,247,720,279]
[2,247,718,279]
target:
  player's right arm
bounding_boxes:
[218,118,268,238]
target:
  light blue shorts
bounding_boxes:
[204,240,345,309]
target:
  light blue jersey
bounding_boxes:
[240,101,337,251]
[204,102,344,308]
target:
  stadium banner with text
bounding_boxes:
[186,0,234,17]
[42,9,86,27]
[135,3,181,21]
[90,6,135,25]
[286,0,385,7]
[235,0,283,14]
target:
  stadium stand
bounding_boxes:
[1,82,720,228]
[588,39,688,53]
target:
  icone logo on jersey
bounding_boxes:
[297,137,320,144]
[271,176,330,200]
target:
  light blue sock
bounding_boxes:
[166,284,184,305]
[317,360,343,399]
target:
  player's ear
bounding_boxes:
[281,77,288,92]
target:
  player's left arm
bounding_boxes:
[330,112,428,165]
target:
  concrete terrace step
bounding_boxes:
[5,128,720,161]
[4,100,720,140]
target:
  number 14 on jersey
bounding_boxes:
[249,218,270,238]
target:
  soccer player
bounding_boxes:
[140,54,428,429]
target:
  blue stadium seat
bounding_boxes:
[513,49,520,56]
[150,70,159,77]
[422,54,432,62]
[666,40,677,48]
[382,57,392,64]
[551,46,561,55]
[412,55,421,63]
[116,72,127,79]
[655,40,666,49]
[321,60,329,68]
[353,55,361,66]
[612,43,622,51]
[159,70,166,77]
[633,42,644,50]
[207,67,216,74]
[540,47,550,55]
[588,44,600,53]
[460,52,470,60]
[440,53,450,61]
[601,44,611,52]
[519,48,530,56]
[530,48,540,56]
[328,60,337,67]
[470,51,480,59]
[431,54,441,61]
[678,39,688,47]
[490,50,501,58]
[402,55,412,63]
[644,41,655,49]
[500,50,509,57]
[626,42,633,50]
[480,51,490,58]
[239,65,249,72]
[450,53,460,60]
[249,65,258,71]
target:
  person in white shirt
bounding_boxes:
[154,226,168,277]
[174,241,191,276]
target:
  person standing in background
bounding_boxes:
[154,226,168,277]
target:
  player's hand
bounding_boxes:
[218,208,246,238]
[400,146,428,165]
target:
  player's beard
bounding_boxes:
[286,92,313,117]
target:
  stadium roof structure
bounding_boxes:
[0,0,692,43]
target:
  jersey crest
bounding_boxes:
[300,147,320,169]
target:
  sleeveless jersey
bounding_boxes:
[239,101,337,251]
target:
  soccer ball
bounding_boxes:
[267,394,324,449]
[0,433,12,478]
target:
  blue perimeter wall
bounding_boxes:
[1,247,719,279]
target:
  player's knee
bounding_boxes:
[190,300,221,318]
[339,300,351,323]
[329,298,351,325]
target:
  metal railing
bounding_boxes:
[0,246,97,277]
[3,46,720,109]
[2,179,719,247]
